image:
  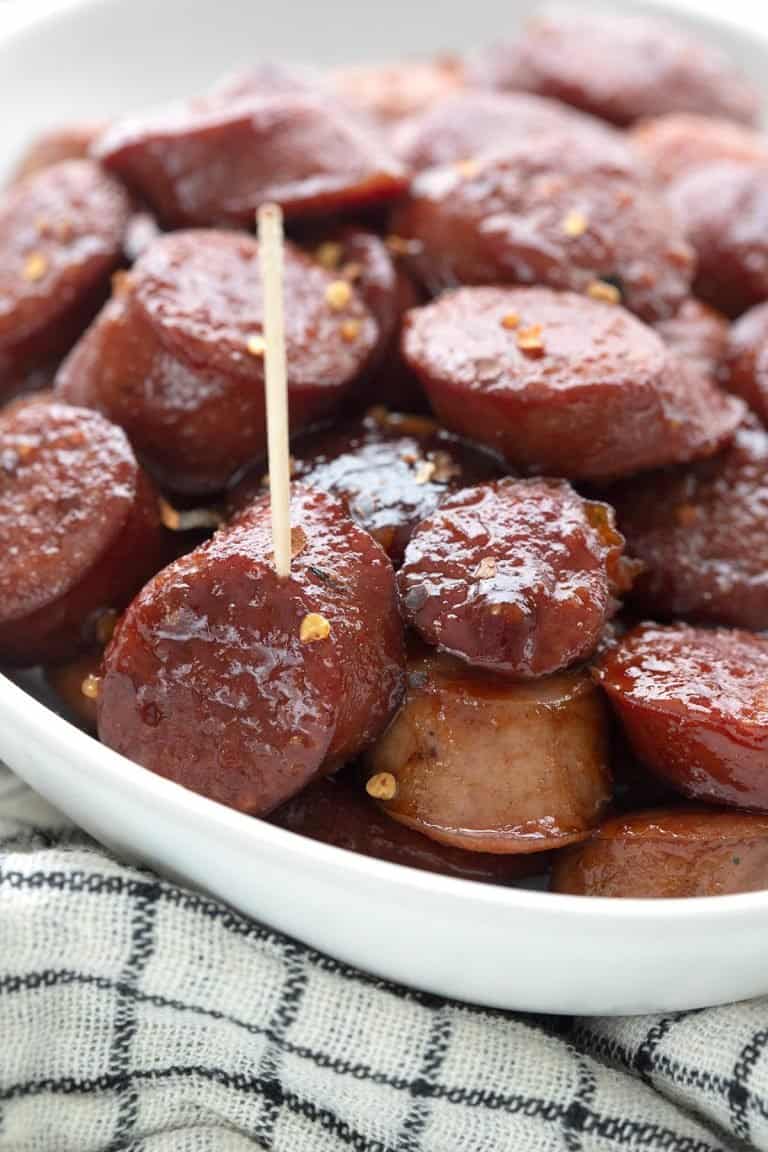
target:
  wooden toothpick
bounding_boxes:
[257,203,292,579]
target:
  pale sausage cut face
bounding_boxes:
[630,114,768,186]
[551,808,768,898]
[364,651,612,854]
[398,478,634,678]
[595,624,768,813]
[402,286,744,479]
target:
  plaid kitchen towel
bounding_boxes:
[0,763,766,1152]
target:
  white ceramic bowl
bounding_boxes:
[2,0,768,1016]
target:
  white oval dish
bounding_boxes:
[2,0,768,1016]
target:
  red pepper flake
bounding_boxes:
[516,324,545,355]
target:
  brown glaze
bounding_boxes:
[399,478,633,677]
[98,485,405,815]
[10,122,107,183]
[0,160,132,400]
[56,230,378,493]
[477,5,759,127]
[333,57,465,127]
[551,808,768,898]
[653,298,729,379]
[95,86,407,229]
[365,651,612,853]
[230,409,503,566]
[44,648,102,733]
[269,773,547,885]
[595,623,768,812]
[668,161,768,318]
[0,401,165,667]
[630,114,768,185]
[722,301,768,423]
[402,287,744,479]
[610,420,768,630]
[393,136,693,321]
[392,89,635,173]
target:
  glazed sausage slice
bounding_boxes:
[332,57,465,128]
[0,401,165,667]
[391,90,636,172]
[630,115,768,185]
[722,301,768,424]
[95,87,406,229]
[10,122,107,183]
[610,421,768,630]
[399,478,633,677]
[364,651,612,853]
[668,161,768,318]
[56,230,378,493]
[393,136,693,321]
[269,774,546,885]
[98,485,405,815]
[477,5,759,127]
[652,298,729,380]
[230,409,502,566]
[0,160,132,400]
[595,624,768,812]
[402,287,744,479]
[551,808,768,898]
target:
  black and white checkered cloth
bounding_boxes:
[1,763,766,1152]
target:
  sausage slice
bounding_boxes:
[0,401,165,667]
[98,485,405,815]
[332,57,465,128]
[722,300,768,424]
[392,89,636,172]
[95,88,406,229]
[10,122,107,183]
[668,161,768,317]
[610,421,768,630]
[230,409,502,566]
[364,650,612,853]
[56,230,378,493]
[0,160,132,399]
[595,624,768,812]
[478,5,759,127]
[652,298,729,380]
[393,135,693,321]
[399,478,633,677]
[551,808,768,898]
[269,774,545,885]
[630,114,768,185]
[402,287,744,479]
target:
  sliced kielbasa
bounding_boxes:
[402,287,744,479]
[269,773,546,885]
[399,477,633,677]
[551,808,768,898]
[595,623,768,812]
[652,298,729,379]
[364,649,612,853]
[630,114,768,185]
[95,85,407,229]
[722,300,768,423]
[391,89,636,173]
[98,484,405,815]
[393,135,693,321]
[332,57,465,128]
[10,122,107,183]
[610,420,768,630]
[476,5,759,127]
[0,159,132,400]
[55,230,379,493]
[0,401,166,667]
[230,409,502,565]
[668,161,768,317]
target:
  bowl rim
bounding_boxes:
[2,0,768,926]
